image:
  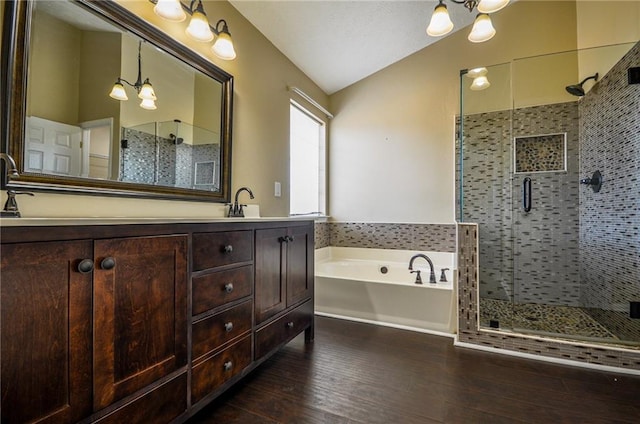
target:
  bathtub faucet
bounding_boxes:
[408,254,437,284]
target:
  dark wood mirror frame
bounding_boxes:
[1,0,233,202]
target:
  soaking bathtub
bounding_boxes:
[315,247,457,336]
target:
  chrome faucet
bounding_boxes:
[408,254,437,284]
[227,187,255,217]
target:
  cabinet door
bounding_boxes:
[93,235,188,410]
[255,228,287,324]
[286,225,314,306]
[1,240,93,424]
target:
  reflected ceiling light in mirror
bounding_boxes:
[109,41,157,109]
[151,0,236,60]
[153,0,186,22]
[426,0,508,43]
[466,67,491,90]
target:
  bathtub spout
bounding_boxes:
[408,254,436,284]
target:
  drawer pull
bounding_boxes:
[224,322,234,332]
[286,321,294,329]
[100,257,116,270]
[77,259,94,274]
[224,283,234,293]
[223,361,233,372]
[223,245,233,254]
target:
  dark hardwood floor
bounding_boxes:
[189,316,640,423]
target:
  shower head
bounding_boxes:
[565,73,599,97]
[169,133,183,145]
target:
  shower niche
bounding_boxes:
[514,133,566,174]
[120,120,220,191]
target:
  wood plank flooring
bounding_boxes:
[188,316,640,423]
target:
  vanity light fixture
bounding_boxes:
[151,0,237,60]
[467,67,491,90]
[427,0,509,43]
[109,41,158,110]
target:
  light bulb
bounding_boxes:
[138,79,157,101]
[427,3,454,37]
[109,81,128,101]
[212,32,236,60]
[470,75,491,91]
[185,9,214,42]
[478,0,510,14]
[468,14,496,43]
[153,0,186,22]
[140,98,157,110]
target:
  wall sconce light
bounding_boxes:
[427,0,509,43]
[467,67,491,90]
[151,0,237,60]
[109,41,157,110]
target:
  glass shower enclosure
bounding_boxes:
[457,42,640,348]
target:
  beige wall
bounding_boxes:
[6,0,329,218]
[27,10,82,124]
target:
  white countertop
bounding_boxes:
[0,216,315,227]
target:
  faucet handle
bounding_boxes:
[440,268,450,283]
[410,270,423,285]
[2,190,34,218]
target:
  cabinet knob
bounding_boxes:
[223,361,233,372]
[224,322,234,332]
[100,257,116,270]
[223,245,233,254]
[286,321,294,329]
[77,259,94,274]
[224,283,234,293]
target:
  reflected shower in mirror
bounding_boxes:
[25,0,223,192]
[2,0,233,202]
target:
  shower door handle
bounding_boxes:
[523,177,532,212]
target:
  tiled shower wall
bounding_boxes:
[120,128,220,190]
[314,222,457,252]
[579,42,640,323]
[457,223,640,371]
[460,102,580,305]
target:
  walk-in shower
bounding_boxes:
[457,41,640,349]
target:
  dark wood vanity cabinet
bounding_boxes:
[255,224,314,360]
[92,235,188,410]
[0,219,314,424]
[1,240,93,424]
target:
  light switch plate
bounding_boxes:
[274,181,281,197]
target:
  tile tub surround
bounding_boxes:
[457,223,640,373]
[313,222,457,252]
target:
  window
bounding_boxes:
[289,102,326,215]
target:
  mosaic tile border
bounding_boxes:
[457,223,640,372]
[314,222,457,252]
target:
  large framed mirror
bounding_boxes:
[1,0,233,202]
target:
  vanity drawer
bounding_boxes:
[192,300,252,361]
[193,231,253,271]
[192,265,253,315]
[255,300,313,360]
[191,336,252,404]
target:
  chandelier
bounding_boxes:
[427,0,510,43]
